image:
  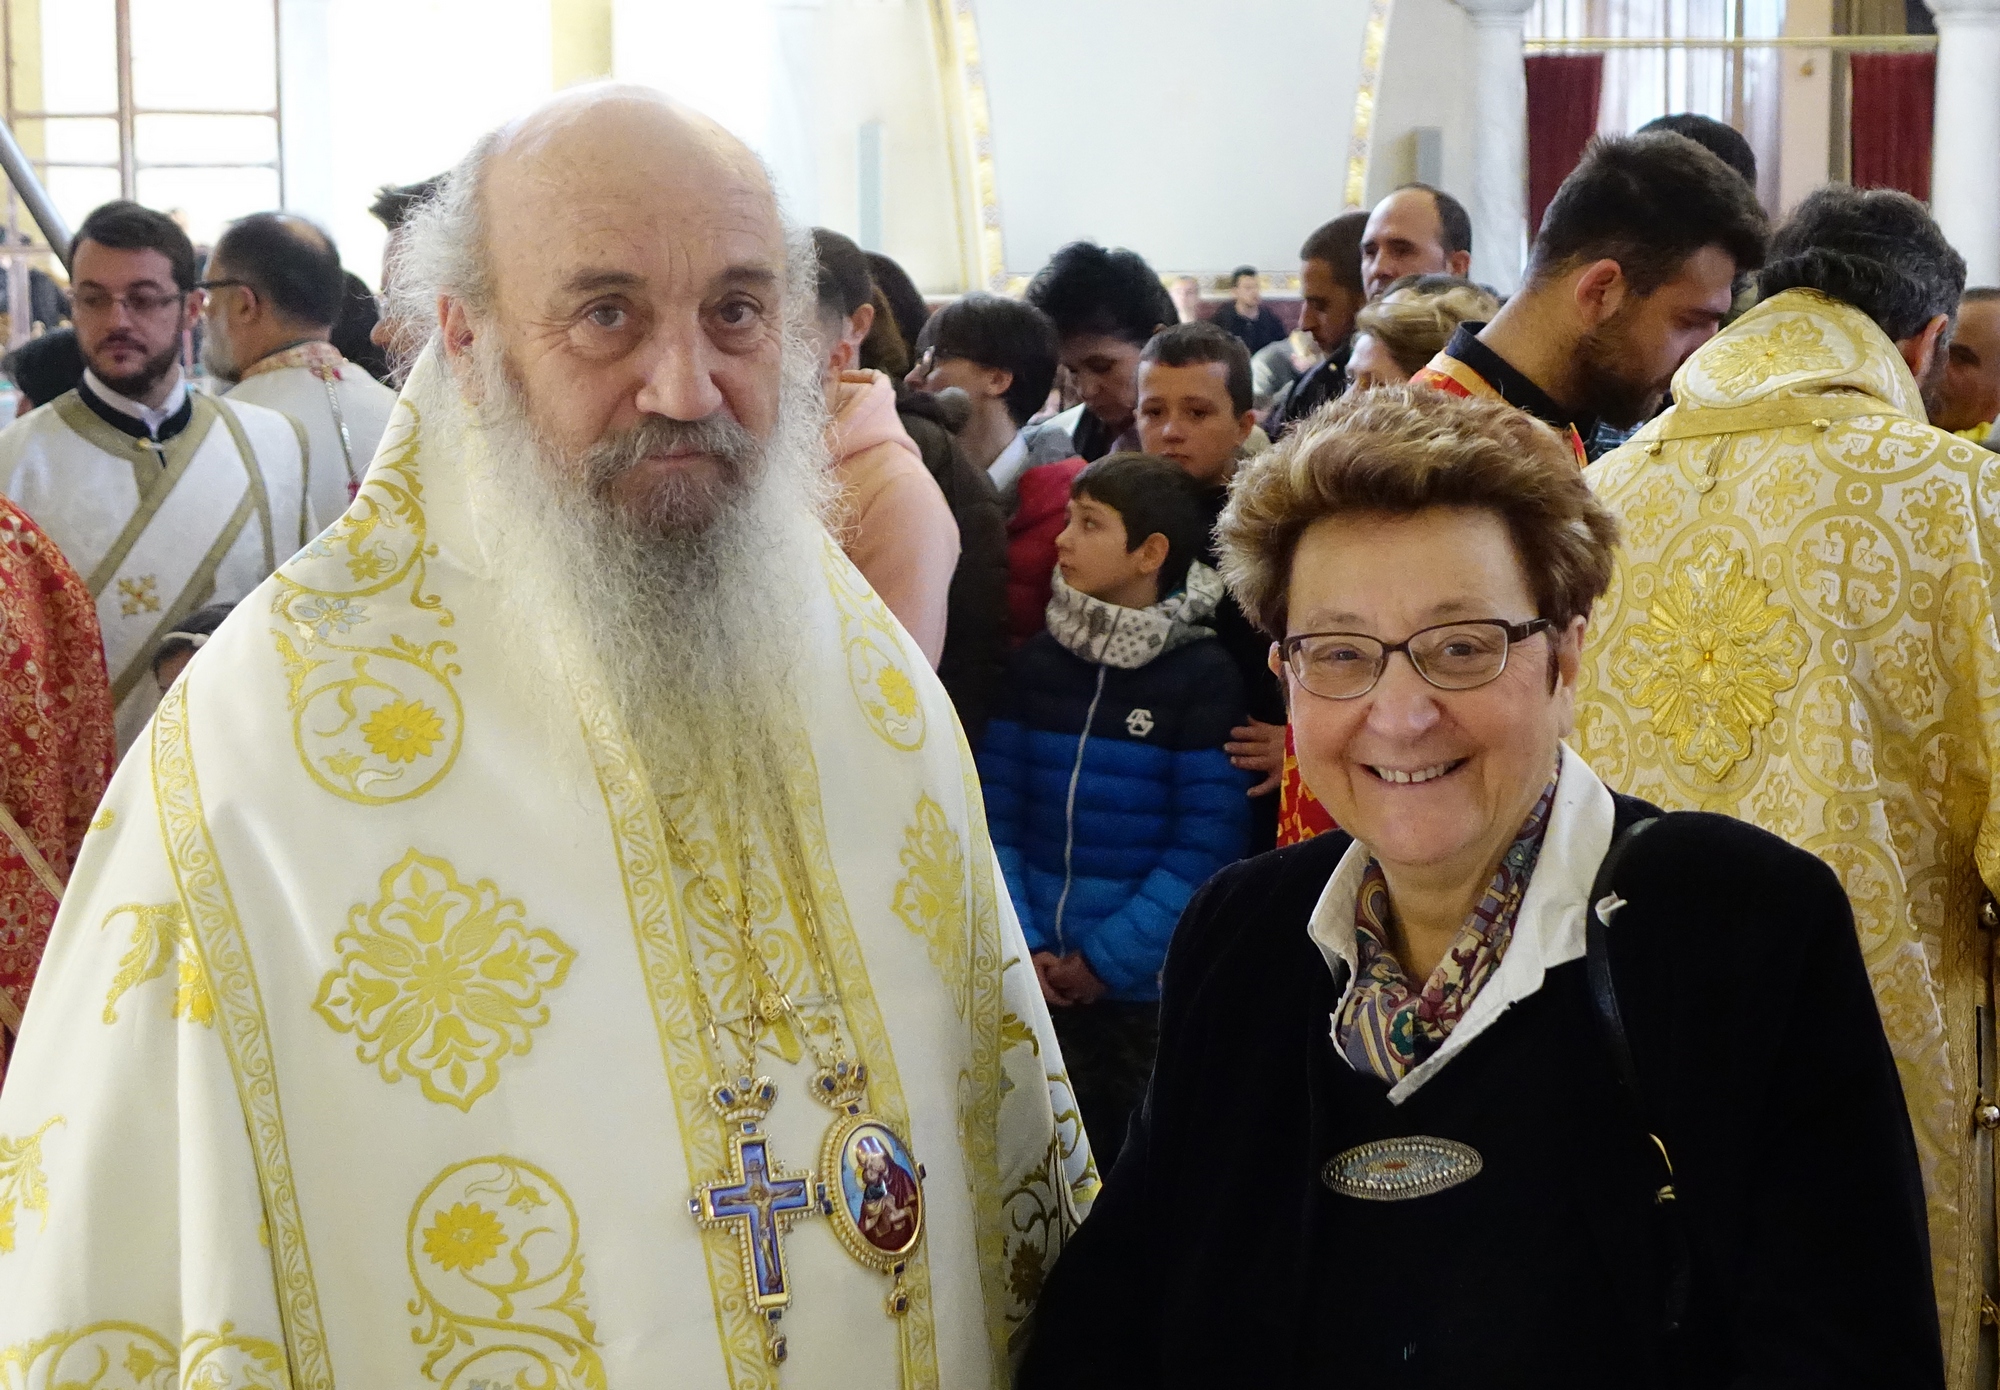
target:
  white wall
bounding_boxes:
[974,0,1373,280]
[312,0,554,287]
[613,0,967,292]
[1365,0,1476,211]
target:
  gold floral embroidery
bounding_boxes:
[421,1201,506,1272]
[314,850,576,1111]
[181,1325,291,1389]
[270,399,464,806]
[878,666,919,720]
[408,1156,602,1388]
[89,807,115,833]
[0,1117,61,1255]
[892,795,970,1018]
[360,698,445,764]
[1609,538,1808,777]
[0,1323,288,1388]
[1698,315,1844,396]
[100,902,214,1027]
[822,537,926,751]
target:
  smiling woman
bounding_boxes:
[1016,385,1945,1389]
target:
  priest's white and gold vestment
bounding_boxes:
[0,387,310,751]
[1579,288,2000,1385]
[225,342,398,534]
[0,354,1096,1389]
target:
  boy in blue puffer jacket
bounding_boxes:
[978,452,1250,1167]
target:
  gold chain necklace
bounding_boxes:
[660,777,925,1368]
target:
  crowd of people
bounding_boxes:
[1,83,1998,1386]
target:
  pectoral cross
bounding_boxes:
[691,1103,828,1365]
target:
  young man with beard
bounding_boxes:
[1579,186,1996,1383]
[1412,132,1767,463]
[0,200,308,751]
[0,87,1094,1386]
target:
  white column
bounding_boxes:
[1454,0,1534,294]
[1928,0,2000,285]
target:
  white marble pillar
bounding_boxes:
[1454,0,1535,294]
[1928,0,2000,285]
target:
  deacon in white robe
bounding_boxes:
[0,86,1095,1390]
[201,211,399,530]
[0,365,310,751]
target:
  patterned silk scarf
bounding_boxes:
[1335,773,1559,1083]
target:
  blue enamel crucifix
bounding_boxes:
[695,1129,820,1312]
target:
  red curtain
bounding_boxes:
[1526,55,1604,235]
[1850,53,1935,201]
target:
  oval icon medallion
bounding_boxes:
[1322,1136,1483,1201]
[821,1113,924,1268]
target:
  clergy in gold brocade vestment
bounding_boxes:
[1578,188,1992,1383]
[0,85,1094,1389]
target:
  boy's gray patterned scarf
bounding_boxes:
[1044,561,1223,670]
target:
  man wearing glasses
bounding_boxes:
[0,200,308,751]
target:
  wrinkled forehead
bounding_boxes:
[482,124,788,314]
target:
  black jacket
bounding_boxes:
[896,392,1009,743]
[1195,481,1283,852]
[1019,795,1942,1389]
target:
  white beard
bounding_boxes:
[420,332,835,828]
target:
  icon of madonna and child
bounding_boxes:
[835,1122,922,1258]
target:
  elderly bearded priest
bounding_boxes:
[0,86,1094,1388]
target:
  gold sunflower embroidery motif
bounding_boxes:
[1609,538,1808,778]
[422,1202,507,1272]
[361,698,446,765]
[877,666,919,719]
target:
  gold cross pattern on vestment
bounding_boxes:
[118,574,161,616]
[689,1077,833,1365]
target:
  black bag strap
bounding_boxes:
[1584,815,1692,1335]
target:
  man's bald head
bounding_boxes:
[209,211,345,329]
[1360,185,1473,298]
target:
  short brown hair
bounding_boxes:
[1217,386,1619,637]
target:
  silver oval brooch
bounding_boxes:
[1322,1136,1484,1201]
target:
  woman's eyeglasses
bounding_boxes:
[1281,618,1554,700]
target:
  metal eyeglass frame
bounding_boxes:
[1281,617,1554,700]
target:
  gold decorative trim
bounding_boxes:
[1346,0,1393,208]
[151,679,333,1388]
[573,684,779,1389]
[933,0,1007,291]
[210,398,278,575]
[951,727,1011,1370]
[776,718,940,1385]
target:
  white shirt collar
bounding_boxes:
[84,366,188,437]
[1305,741,1616,1104]
[987,431,1030,493]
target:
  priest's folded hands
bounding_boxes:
[1018,386,1944,1389]
[0,86,1096,1388]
